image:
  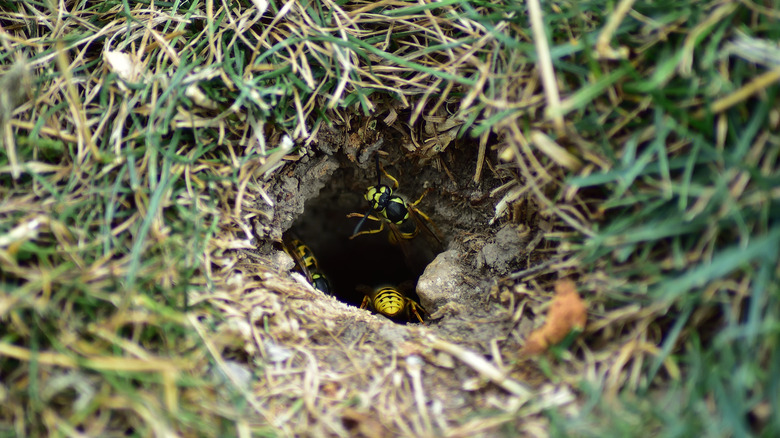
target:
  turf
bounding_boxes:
[1,0,779,436]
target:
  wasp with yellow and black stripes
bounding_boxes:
[357,284,427,323]
[348,156,442,262]
[283,237,332,295]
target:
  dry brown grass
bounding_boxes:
[3,0,778,436]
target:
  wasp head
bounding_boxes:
[365,184,393,211]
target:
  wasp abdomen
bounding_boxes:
[373,286,406,317]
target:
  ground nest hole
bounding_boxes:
[288,156,441,316]
[267,133,543,332]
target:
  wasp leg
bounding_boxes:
[406,299,426,324]
[360,295,373,310]
[409,187,432,207]
[409,207,442,244]
[406,187,443,242]
[402,187,442,244]
[346,212,386,239]
[378,162,400,190]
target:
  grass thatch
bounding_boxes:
[1,0,779,436]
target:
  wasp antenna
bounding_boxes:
[352,209,372,236]
[375,154,382,186]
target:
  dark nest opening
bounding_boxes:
[289,160,440,312]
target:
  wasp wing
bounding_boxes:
[408,206,443,249]
[282,236,314,284]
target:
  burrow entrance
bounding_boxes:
[261,123,544,332]
[289,160,436,310]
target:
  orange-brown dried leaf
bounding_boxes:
[522,279,587,354]
[341,408,388,438]
[522,331,549,355]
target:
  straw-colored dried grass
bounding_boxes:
[3,0,745,435]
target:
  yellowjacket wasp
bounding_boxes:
[283,237,332,295]
[348,156,442,261]
[357,284,427,323]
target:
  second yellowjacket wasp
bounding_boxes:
[359,285,427,323]
[285,238,331,295]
